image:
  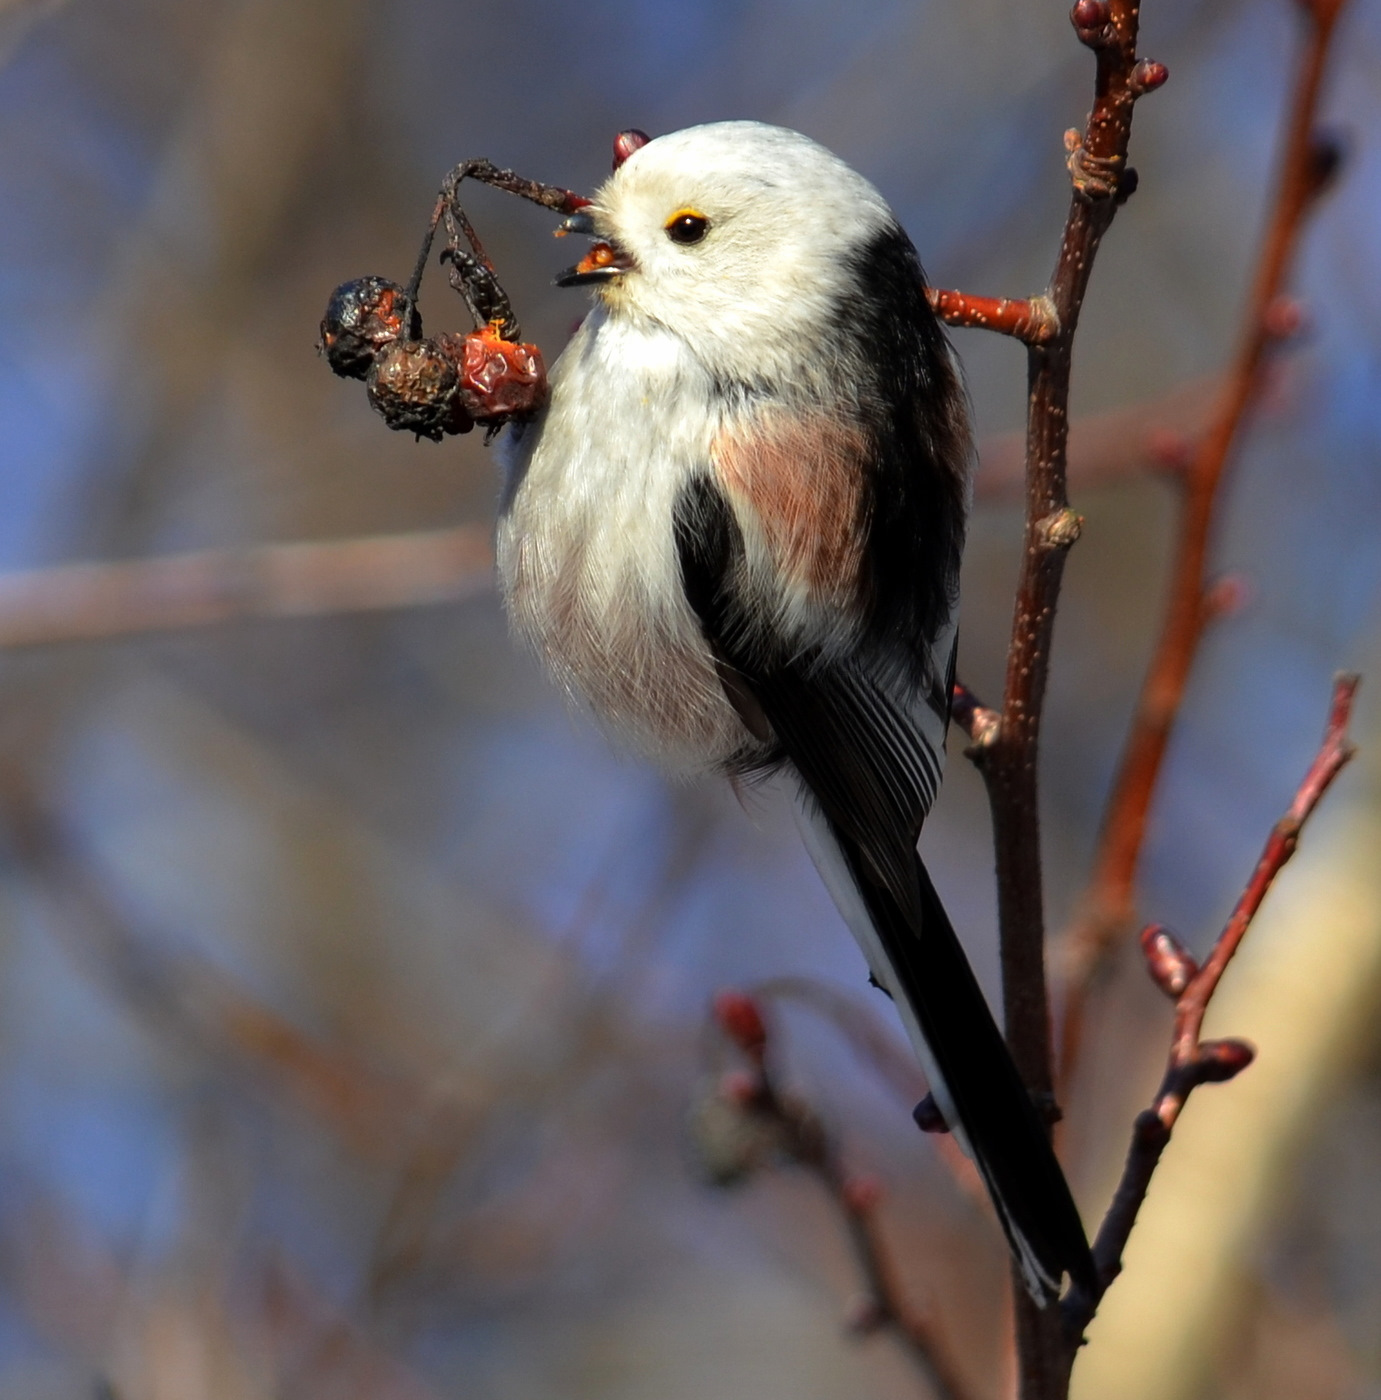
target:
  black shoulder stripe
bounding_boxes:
[838,222,969,689]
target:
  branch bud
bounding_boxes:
[912,1093,950,1134]
[1129,59,1169,96]
[1193,1038,1256,1083]
[1140,923,1199,998]
[1262,295,1308,342]
[712,989,769,1060]
[1304,129,1346,200]
[1146,427,1194,477]
[719,1070,762,1106]
[1070,0,1112,43]
[613,129,651,170]
[841,1175,885,1212]
[1203,573,1252,621]
[1038,507,1084,550]
[846,1298,887,1335]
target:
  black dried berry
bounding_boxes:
[366,340,473,441]
[319,276,421,380]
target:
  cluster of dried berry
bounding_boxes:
[320,276,547,442]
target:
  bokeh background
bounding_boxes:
[1,0,1380,1396]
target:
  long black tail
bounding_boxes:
[828,818,1096,1302]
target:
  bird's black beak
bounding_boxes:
[555,240,635,287]
[557,209,597,236]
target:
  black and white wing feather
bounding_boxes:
[673,471,1096,1304]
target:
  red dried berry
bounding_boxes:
[613,129,651,169]
[455,325,549,421]
[320,277,420,380]
[366,339,473,441]
[1140,924,1199,998]
[712,990,768,1057]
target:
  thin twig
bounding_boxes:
[0,525,493,647]
[1066,674,1358,1329]
[1058,0,1349,1074]
[706,992,975,1400]
[927,289,1058,345]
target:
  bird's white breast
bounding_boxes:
[496,308,748,772]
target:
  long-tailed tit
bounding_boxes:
[497,121,1094,1303]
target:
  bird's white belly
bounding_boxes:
[496,312,748,772]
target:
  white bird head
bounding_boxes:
[557,122,896,378]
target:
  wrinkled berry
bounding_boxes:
[320,277,420,380]
[453,325,548,421]
[366,340,473,441]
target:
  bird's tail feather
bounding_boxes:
[793,796,1096,1304]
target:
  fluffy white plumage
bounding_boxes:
[499,122,909,769]
[493,120,1094,1304]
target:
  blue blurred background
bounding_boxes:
[0,0,1379,1395]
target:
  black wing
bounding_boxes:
[674,472,1096,1303]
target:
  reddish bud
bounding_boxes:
[1262,296,1308,341]
[912,1093,950,1134]
[1140,924,1199,998]
[713,989,768,1058]
[1193,1038,1256,1083]
[718,1070,761,1106]
[1071,0,1111,40]
[1305,130,1346,198]
[1130,59,1169,95]
[1203,573,1253,621]
[1146,427,1194,475]
[846,1299,887,1335]
[841,1175,885,1213]
[613,129,652,169]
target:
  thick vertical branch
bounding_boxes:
[1059,0,1348,1069]
[955,3,1152,1393]
[980,0,1148,1098]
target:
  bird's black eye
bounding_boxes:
[665,209,709,245]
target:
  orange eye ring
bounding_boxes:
[664,209,710,245]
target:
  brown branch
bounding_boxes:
[704,991,976,1400]
[1066,674,1358,1330]
[1058,0,1349,1074]
[947,3,1155,1391]
[0,525,493,647]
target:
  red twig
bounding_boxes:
[1067,675,1358,1324]
[703,992,976,1400]
[927,288,1057,345]
[1058,0,1349,1074]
